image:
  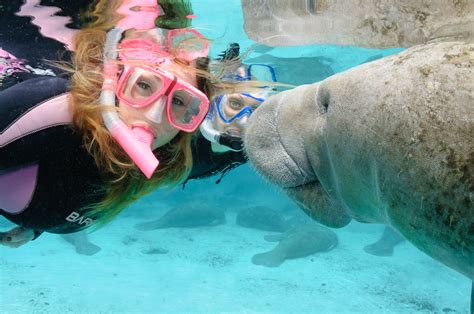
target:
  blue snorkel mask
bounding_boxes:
[200,44,277,151]
[212,93,264,124]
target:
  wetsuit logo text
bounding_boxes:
[65,212,94,226]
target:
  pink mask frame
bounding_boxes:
[116,64,209,132]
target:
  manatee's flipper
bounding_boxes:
[364,226,405,257]
[264,234,283,242]
[135,219,166,231]
[364,244,394,256]
[61,233,101,256]
[252,249,286,268]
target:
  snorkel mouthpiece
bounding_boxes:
[220,133,243,151]
[112,125,158,179]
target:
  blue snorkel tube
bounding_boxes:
[200,43,244,151]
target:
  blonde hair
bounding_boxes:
[209,53,292,96]
[69,0,208,226]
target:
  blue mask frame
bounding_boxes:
[211,64,277,124]
[213,93,266,124]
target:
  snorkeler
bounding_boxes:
[184,42,278,185]
[1,0,213,247]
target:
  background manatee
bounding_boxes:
[252,223,338,268]
[236,206,291,232]
[135,204,226,230]
[242,0,474,47]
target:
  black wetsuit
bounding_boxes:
[184,134,247,186]
[0,76,108,235]
[0,1,247,238]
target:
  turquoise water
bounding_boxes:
[0,1,471,313]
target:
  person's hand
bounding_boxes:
[0,226,35,248]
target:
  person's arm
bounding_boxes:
[0,76,71,170]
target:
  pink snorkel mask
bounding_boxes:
[100,0,209,178]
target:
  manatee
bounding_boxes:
[244,41,473,281]
[135,204,226,230]
[236,206,290,232]
[243,1,473,309]
[252,223,338,267]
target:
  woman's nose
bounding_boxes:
[145,97,165,123]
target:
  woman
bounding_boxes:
[0,0,212,247]
[187,43,278,184]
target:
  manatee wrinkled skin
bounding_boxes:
[236,206,290,232]
[252,223,338,267]
[244,41,473,280]
[135,205,226,230]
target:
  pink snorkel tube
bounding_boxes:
[100,0,161,178]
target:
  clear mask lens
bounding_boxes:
[169,89,205,128]
[216,94,260,123]
[121,68,165,107]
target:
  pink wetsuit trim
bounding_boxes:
[0,93,71,214]
[0,164,38,214]
[0,93,72,147]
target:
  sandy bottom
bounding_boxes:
[0,167,471,313]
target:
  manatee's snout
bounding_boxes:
[244,85,320,188]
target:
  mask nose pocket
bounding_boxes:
[145,98,165,123]
[236,115,249,127]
